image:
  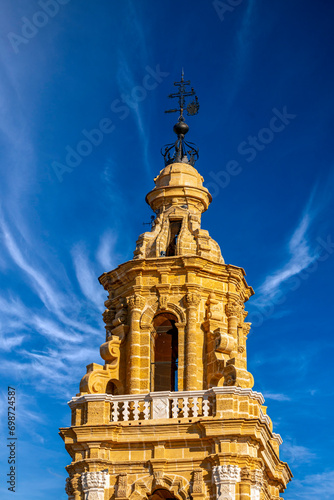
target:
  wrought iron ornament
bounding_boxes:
[162,71,200,167]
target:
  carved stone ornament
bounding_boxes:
[212,465,241,500]
[212,464,241,484]
[192,468,204,494]
[159,294,169,310]
[225,302,243,319]
[243,322,251,336]
[250,469,263,500]
[185,292,201,308]
[252,469,263,488]
[81,471,109,500]
[127,294,146,312]
[240,467,251,481]
[65,477,74,496]
[206,292,222,321]
[116,472,128,498]
[153,470,164,489]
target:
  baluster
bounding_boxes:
[112,401,119,422]
[123,400,130,421]
[202,395,210,417]
[192,397,198,417]
[183,397,189,418]
[172,398,179,418]
[133,400,140,420]
[143,400,150,420]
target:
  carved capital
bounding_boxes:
[225,301,243,318]
[213,465,241,500]
[252,469,263,488]
[240,467,251,481]
[185,292,201,308]
[81,471,109,500]
[127,294,146,312]
[212,464,241,484]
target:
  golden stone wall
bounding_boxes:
[60,162,292,500]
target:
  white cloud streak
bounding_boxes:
[96,230,117,271]
[259,211,317,299]
[71,243,105,309]
[291,470,334,499]
[263,392,291,402]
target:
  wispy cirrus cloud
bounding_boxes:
[71,243,106,309]
[263,392,291,402]
[290,470,334,499]
[97,230,118,271]
[281,440,316,466]
[259,211,317,300]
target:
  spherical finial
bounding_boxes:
[173,120,189,136]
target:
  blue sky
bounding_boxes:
[0,0,333,498]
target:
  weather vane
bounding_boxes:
[164,69,200,120]
[161,71,200,167]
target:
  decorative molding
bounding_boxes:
[81,471,109,500]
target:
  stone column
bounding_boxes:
[185,291,201,391]
[250,469,263,500]
[212,465,241,500]
[81,471,109,500]
[127,294,146,394]
[175,322,186,391]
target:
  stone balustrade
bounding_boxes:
[69,387,280,428]
[109,390,213,421]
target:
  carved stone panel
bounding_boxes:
[152,397,169,419]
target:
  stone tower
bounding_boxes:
[60,75,292,500]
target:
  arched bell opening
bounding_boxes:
[151,313,178,392]
[166,219,183,256]
[148,488,177,500]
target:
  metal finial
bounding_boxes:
[162,72,200,167]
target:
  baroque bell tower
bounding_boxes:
[60,74,292,500]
